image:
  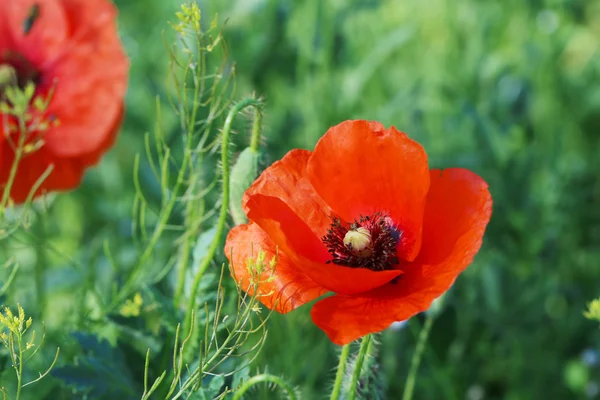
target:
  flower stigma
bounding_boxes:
[343,227,372,257]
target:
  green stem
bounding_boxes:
[15,334,23,400]
[362,335,376,394]
[170,294,262,398]
[232,374,297,400]
[249,104,262,152]
[348,335,372,400]
[172,229,194,307]
[107,119,194,314]
[34,212,47,315]
[330,344,351,400]
[182,98,262,335]
[173,178,206,308]
[0,118,27,213]
[402,314,435,400]
[171,42,206,308]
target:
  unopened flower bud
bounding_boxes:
[0,64,17,92]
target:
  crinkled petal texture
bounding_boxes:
[225,120,492,346]
[0,0,128,203]
[307,120,430,261]
[239,149,403,296]
[311,168,493,345]
[227,149,404,304]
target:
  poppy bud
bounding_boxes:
[0,65,17,92]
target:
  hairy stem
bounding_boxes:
[250,104,262,152]
[232,374,297,400]
[348,335,372,400]
[183,98,263,335]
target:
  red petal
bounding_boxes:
[311,168,492,345]
[245,194,403,295]
[61,0,120,41]
[0,106,123,203]
[42,0,128,156]
[4,0,68,67]
[307,120,430,262]
[0,3,13,52]
[243,149,333,239]
[225,223,327,313]
[0,146,83,203]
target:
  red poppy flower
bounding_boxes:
[225,120,493,345]
[0,0,128,203]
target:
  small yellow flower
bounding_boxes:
[584,298,600,322]
[119,293,144,318]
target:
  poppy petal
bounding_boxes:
[0,106,123,203]
[4,0,68,67]
[245,194,403,295]
[43,0,128,156]
[0,0,127,203]
[243,148,333,239]
[307,120,430,262]
[225,222,327,313]
[0,146,84,202]
[311,168,492,345]
[0,4,13,52]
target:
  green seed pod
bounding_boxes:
[229,147,260,226]
[0,65,17,91]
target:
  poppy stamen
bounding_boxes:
[323,214,400,271]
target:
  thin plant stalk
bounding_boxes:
[348,335,372,400]
[15,333,23,400]
[402,313,435,400]
[0,118,27,213]
[183,97,263,335]
[330,343,351,400]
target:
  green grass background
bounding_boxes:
[4,0,600,399]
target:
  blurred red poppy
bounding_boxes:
[0,0,128,203]
[225,120,493,345]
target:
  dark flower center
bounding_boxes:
[322,213,401,271]
[0,54,41,97]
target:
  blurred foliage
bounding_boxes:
[197,0,600,398]
[1,0,599,399]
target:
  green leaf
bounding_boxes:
[184,376,224,400]
[52,333,138,399]
[232,366,250,390]
[208,375,225,394]
[228,147,260,226]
